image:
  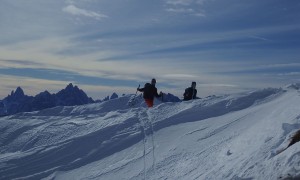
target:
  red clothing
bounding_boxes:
[145,99,154,108]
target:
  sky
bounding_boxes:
[0,0,300,100]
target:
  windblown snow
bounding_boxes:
[1,85,300,179]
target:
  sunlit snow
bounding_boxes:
[1,85,300,179]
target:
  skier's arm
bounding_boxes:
[193,89,198,99]
[137,87,144,92]
[183,88,188,97]
[154,88,162,98]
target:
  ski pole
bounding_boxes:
[132,84,140,105]
[192,88,195,100]
[135,84,140,97]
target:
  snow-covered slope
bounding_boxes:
[1,86,300,179]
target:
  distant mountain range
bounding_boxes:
[0,83,181,117]
[0,83,96,117]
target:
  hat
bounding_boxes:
[191,82,196,87]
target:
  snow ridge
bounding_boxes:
[286,83,300,90]
[151,88,282,132]
[1,87,300,179]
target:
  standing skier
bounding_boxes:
[137,78,163,107]
[183,82,197,101]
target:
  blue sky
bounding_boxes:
[0,0,299,99]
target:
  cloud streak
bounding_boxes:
[165,0,209,17]
[62,5,108,20]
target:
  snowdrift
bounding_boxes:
[1,86,300,179]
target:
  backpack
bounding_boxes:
[183,88,190,100]
[143,83,155,100]
[183,87,196,100]
[144,83,151,88]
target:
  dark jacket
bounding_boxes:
[138,83,161,100]
[183,87,197,101]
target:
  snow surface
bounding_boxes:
[1,86,300,179]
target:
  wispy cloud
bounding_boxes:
[260,63,300,68]
[166,0,194,6]
[165,0,209,17]
[199,83,238,88]
[196,0,209,5]
[163,74,198,79]
[166,0,210,6]
[62,5,108,20]
[278,72,300,76]
[248,35,270,41]
[166,8,194,13]
[0,59,45,68]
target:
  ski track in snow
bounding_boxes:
[1,87,300,179]
[137,108,157,180]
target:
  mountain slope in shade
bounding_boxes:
[0,86,300,179]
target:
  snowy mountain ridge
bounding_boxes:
[1,86,300,179]
[286,83,300,90]
[0,83,94,117]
